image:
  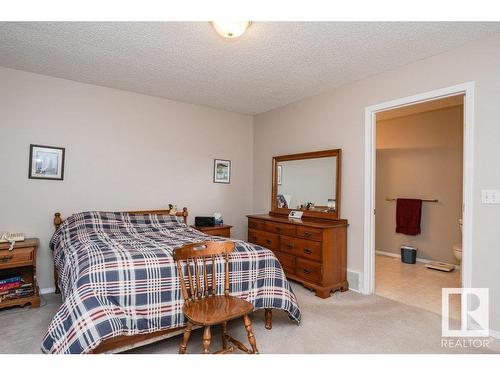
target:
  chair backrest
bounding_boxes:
[174,241,235,305]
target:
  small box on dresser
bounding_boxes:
[247,214,348,298]
[0,238,40,309]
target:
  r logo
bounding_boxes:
[442,288,489,337]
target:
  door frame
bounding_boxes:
[363,82,475,294]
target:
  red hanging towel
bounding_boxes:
[396,198,422,235]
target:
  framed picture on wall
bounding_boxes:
[29,144,65,180]
[277,165,282,185]
[213,159,231,184]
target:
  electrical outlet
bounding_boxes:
[481,189,500,204]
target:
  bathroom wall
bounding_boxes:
[376,105,464,264]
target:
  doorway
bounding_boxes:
[374,96,463,317]
[363,83,475,316]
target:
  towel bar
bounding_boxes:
[385,198,438,203]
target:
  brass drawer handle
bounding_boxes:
[303,248,312,254]
[302,268,311,274]
[287,244,293,249]
[304,232,312,238]
[0,255,13,262]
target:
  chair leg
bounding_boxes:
[221,321,229,349]
[202,325,212,354]
[265,308,272,330]
[243,314,259,354]
[179,321,192,354]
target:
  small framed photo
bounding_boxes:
[213,159,231,184]
[277,165,282,185]
[29,144,65,180]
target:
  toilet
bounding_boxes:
[453,219,463,262]
[453,244,462,262]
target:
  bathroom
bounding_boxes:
[374,95,464,318]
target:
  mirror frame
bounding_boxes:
[271,148,342,220]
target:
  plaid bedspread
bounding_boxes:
[41,211,301,354]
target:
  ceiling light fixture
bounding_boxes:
[211,21,251,39]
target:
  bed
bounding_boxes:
[42,208,301,354]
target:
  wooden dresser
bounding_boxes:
[0,238,40,309]
[247,214,348,298]
[191,224,232,238]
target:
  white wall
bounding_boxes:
[376,106,463,264]
[0,67,253,291]
[253,34,500,332]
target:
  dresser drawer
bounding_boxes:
[280,235,322,262]
[204,228,231,237]
[247,215,348,298]
[248,218,265,231]
[274,251,295,274]
[296,258,322,283]
[0,247,34,269]
[248,229,280,252]
[296,226,323,241]
[264,221,295,236]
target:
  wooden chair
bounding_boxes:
[174,241,259,354]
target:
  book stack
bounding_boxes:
[0,274,34,302]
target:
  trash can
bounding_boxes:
[401,245,417,264]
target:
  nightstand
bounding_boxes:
[0,238,40,309]
[191,224,232,238]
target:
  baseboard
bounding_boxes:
[39,274,363,296]
[347,269,361,293]
[39,278,364,300]
[40,287,56,295]
[375,250,460,270]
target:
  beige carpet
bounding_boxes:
[1,281,499,354]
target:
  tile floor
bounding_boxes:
[375,255,461,320]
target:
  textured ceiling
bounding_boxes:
[0,22,499,114]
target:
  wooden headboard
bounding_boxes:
[53,207,189,230]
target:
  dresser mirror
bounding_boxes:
[271,149,341,220]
